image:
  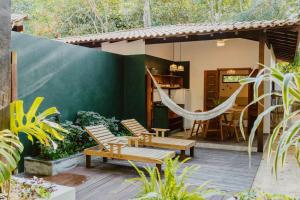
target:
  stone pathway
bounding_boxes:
[252,148,300,197]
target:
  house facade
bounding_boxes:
[58,19,300,152]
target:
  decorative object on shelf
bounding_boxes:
[226,69,236,74]
[150,67,158,75]
[169,43,177,72]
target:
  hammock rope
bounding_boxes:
[146,67,249,121]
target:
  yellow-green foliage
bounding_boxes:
[0,97,67,187]
[128,157,215,200]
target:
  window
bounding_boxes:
[222,75,247,83]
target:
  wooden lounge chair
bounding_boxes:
[84,125,176,171]
[121,119,196,159]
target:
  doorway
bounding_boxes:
[202,68,251,142]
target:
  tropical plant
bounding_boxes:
[277,52,300,73]
[0,97,67,198]
[75,111,130,136]
[39,121,96,160]
[238,65,300,175]
[128,157,216,200]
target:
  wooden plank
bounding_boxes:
[11,52,17,101]
[257,32,265,152]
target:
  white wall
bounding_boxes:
[146,38,274,133]
[101,39,145,55]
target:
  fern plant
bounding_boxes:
[0,97,67,197]
[128,157,216,200]
[238,65,300,175]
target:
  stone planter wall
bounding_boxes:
[25,153,85,176]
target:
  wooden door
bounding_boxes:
[204,70,219,131]
[204,70,219,111]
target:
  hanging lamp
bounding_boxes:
[177,42,184,72]
[169,43,177,72]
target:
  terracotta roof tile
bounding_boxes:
[58,19,300,44]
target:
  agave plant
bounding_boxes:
[0,97,67,195]
[238,65,300,175]
[128,157,216,200]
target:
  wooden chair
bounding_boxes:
[220,111,245,142]
[121,119,196,160]
[190,109,206,138]
[84,125,176,172]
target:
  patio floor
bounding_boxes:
[40,148,262,200]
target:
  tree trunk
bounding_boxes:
[143,0,151,27]
[0,0,11,130]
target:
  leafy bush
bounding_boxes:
[75,111,131,136]
[128,157,216,200]
[38,121,96,160]
[235,190,297,200]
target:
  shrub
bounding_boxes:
[38,121,96,160]
[75,111,131,136]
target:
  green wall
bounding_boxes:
[123,55,146,126]
[11,32,126,170]
[10,32,149,171]
[11,32,124,121]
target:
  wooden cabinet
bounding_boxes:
[153,104,183,133]
[147,74,185,132]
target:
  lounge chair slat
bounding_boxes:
[86,125,107,130]
[92,132,112,138]
[100,137,119,145]
[87,127,108,132]
[95,134,115,141]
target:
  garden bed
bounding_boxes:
[0,176,75,200]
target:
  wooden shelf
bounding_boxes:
[153,74,182,78]
[159,86,181,89]
[153,74,183,90]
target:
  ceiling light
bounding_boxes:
[217,39,226,47]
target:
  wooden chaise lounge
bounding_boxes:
[121,119,196,159]
[84,125,176,171]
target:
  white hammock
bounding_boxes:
[147,67,247,121]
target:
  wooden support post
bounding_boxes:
[11,52,17,101]
[180,150,186,160]
[190,147,194,157]
[86,155,92,168]
[257,32,265,152]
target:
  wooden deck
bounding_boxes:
[43,148,262,200]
